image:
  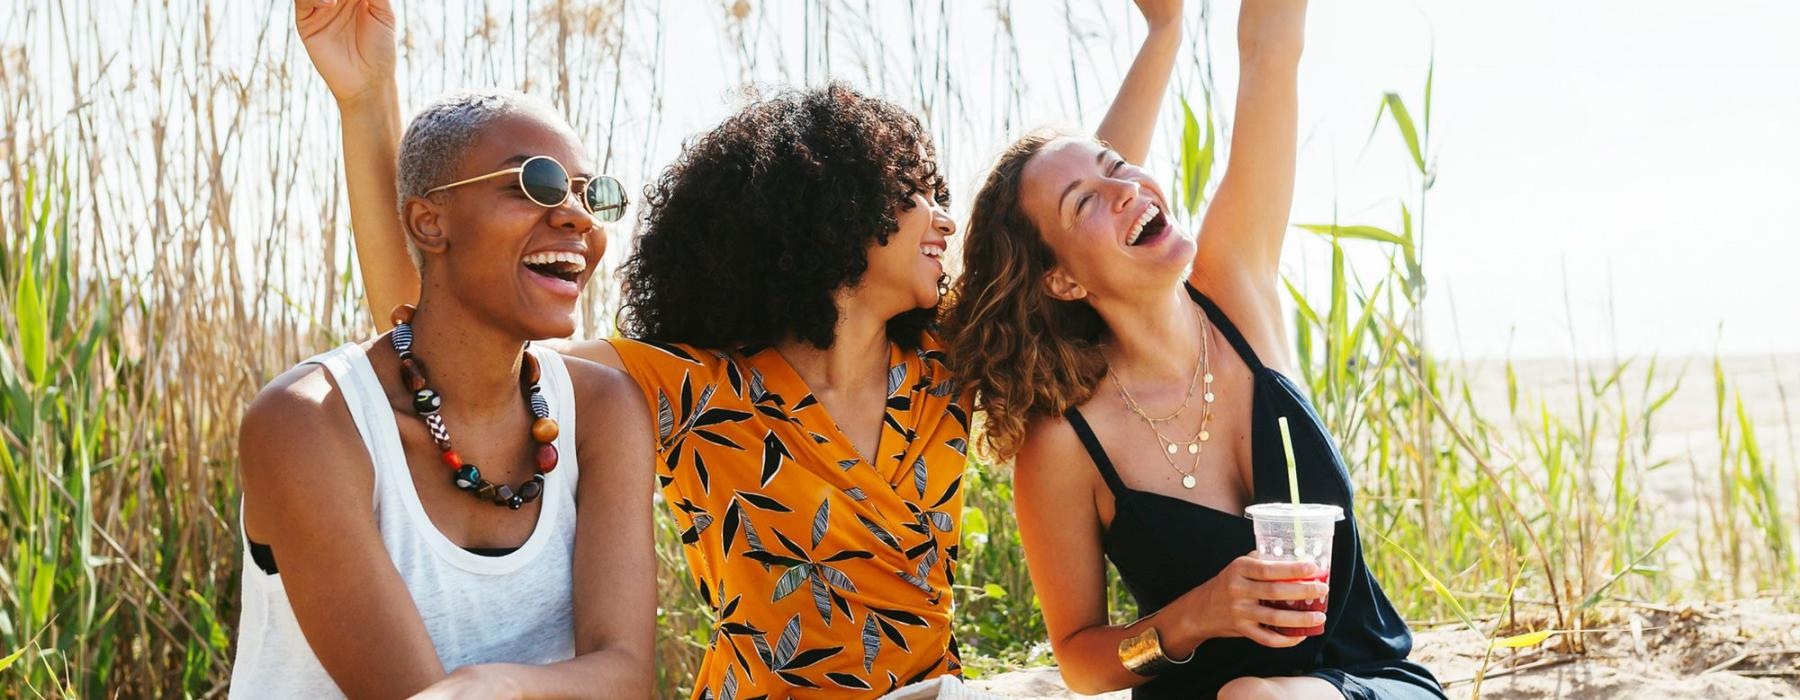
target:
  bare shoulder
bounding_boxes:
[562,355,654,473]
[1014,414,1098,497]
[561,354,647,421]
[239,361,375,539]
[240,363,365,469]
[540,337,624,370]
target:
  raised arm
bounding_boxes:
[297,0,419,329]
[1094,0,1184,165]
[1191,0,1307,287]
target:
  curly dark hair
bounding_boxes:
[618,83,949,351]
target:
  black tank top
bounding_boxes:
[1065,284,1436,699]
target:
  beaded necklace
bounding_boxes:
[388,304,559,509]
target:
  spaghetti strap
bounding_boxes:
[1064,407,1131,499]
[1184,283,1265,373]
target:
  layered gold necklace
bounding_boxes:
[1107,306,1215,489]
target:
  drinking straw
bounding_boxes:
[1277,416,1306,562]
[1278,416,1300,505]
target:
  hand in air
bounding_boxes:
[294,0,398,106]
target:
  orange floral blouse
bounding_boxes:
[610,334,970,699]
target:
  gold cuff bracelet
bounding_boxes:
[1118,625,1195,676]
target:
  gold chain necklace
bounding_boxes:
[1108,307,1216,489]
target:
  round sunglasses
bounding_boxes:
[424,155,629,222]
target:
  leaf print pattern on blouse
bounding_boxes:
[609,334,971,698]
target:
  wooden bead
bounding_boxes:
[535,443,559,473]
[476,483,500,501]
[521,352,540,384]
[440,449,462,469]
[518,477,543,503]
[493,484,515,505]
[531,417,560,444]
[400,357,428,391]
[390,304,415,327]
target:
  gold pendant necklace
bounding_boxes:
[1109,306,1216,489]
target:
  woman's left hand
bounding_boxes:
[1132,0,1185,31]
[409,665,521,700]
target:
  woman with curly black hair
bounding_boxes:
[300,0,1181,694]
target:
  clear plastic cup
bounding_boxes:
[1244,502,1344,636]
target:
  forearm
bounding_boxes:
[1051,613,1209,695]
[1195,6,1303,277]
[1237,0,1306,67]
[1095,23,1182,165]
[477,649,652,700]
[1210,51,1300,208]
[336,85,418,330]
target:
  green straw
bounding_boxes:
[1278,416,1306,565]
[1278,416,1301,505]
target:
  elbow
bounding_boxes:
[613,674,652,699]
[1059,666,1122,697]
[1048,636,1123,696]
[610,649,655,698]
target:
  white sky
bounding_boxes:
[19,0,1795,360]
[629,0,1800,360]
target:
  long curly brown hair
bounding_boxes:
[944,130,1108,461]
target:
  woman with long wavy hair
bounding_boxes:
[293,0,1184,695]
[945,1,1443,698]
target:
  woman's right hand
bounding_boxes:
[295,0,398,106]
[1165,554,1330,650]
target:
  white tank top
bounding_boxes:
[229,342,579,698]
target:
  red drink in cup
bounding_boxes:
[1244,503,1343,637]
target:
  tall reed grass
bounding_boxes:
[1,1,1793,698]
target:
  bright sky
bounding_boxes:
[23,0,1794,360]
[626,0,1800,360]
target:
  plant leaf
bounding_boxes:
[1374,529,1477,633]
[1294,223,1411,248]
[14,249,47,384]
[1494,630,1554,648]
[1383,92,1426,173]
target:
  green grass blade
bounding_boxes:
[13,249,47,385]
[1374,529,1478,633]
[1577,530,1677,611]
[1494,630,1553,648]
[1294,223,1411,248]
[1383,92,1427,174]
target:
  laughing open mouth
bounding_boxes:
[522,250,587,283]
[1126,204,1171,247]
